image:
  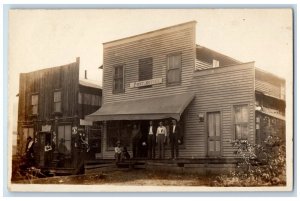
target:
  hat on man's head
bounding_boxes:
[27,136,32,140]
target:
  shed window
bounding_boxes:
[31,94,39,115]
[54,90,62,113]
[57,125,71,155]
[234,105,249,140]
[139,57,153,88]
[113,65,124,93]
[167,53,181,85]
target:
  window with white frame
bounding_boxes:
[167,53,182,85]
[234,105,249,140]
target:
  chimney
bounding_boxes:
[76,57,80,64]
[85,70,87,79]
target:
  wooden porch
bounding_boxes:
[84,158,239,175]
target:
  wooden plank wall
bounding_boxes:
[181,63,255,158]
[255,68,285,100]
[102,22,196,104]
[101,22,196,158]
[18,61,79,122]
[195,59,212,70]
[255,79,282,99]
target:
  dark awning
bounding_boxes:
[85,92,195,121]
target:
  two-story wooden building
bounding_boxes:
[86,21,285,162]
[17,57,102,173]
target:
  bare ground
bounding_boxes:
[12,169,213,186]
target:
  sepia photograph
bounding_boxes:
[7,8,294,192]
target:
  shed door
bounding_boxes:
[207,112,221,156]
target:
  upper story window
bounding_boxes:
[233,104,249,140]
[54,90,62,113]
[139,57,153,88]
[167,53,182,85]
[113,65,124,93]
[31,94,39,115]
[213,59,220,68]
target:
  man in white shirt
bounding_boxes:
[147,121,156,159]
[156,121,167,159]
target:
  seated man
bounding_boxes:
[114,141,122,163]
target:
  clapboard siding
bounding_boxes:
[180,63,255,158]
[195,59,212,70]
[102,23,196,104]
[255,79,282,99]
[100,22,257,160]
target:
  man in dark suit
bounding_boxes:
[170,119,181,159]
[147,121,156,159]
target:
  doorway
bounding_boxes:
[37,132,52,167]
[207,112,221,157]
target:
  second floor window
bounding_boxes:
[54,90,62,113]
[113,65,124,93]
[31,94,38,115]
[234,104,249,140]
[167,53,182,85]
[139,57,153,88]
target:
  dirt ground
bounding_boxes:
[12,169,213,186]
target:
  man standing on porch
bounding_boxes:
[170,119,181,159]
[156,121,167,159]
[147,121,156,159]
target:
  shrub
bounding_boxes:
[212,135,286,186]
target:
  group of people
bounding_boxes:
[114,119,182,162]
[147,119,182,159]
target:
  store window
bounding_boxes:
[54,90,62,113]
[113,65,124,93]
[31,94,39,115]
[167,53,182,85]
[107,121,131,148]
[234,105,249,140]
[57,125,71,155]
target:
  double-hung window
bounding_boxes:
[31,94,39,115]
[113,65,124,93]
[139,57,153,88]
[167,53,182,85]
[54,90,62,113]
[234,105,249,140]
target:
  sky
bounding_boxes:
[8,9,293,131]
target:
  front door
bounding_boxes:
[37,132,51,167]
[207,112,221,157]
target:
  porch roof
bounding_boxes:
[85,92,195,121]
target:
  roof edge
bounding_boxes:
[103,21,197,48]
[255,67,285,82]
[196,45,242,64]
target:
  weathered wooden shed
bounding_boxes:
[17,58,102,173]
